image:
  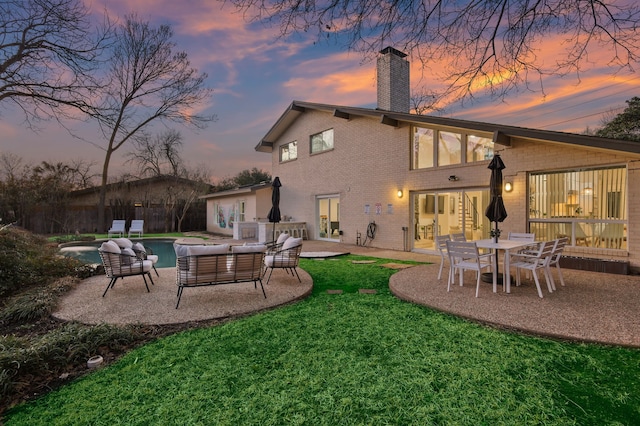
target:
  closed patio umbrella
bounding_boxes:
[267,177,282,243]
[485,154,508,242]
[484,154,508,283]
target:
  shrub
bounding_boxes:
[0,323,143,404]
[0,227,80,297]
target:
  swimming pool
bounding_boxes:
[60,239,178,268]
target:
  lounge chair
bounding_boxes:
[128,220,144,238]
[98,240,155,297]
[263,237,303,285]
[108,220,126,238]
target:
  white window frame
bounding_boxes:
[280,141,297,162]
[411,125,494,170]
[310,129,334,154]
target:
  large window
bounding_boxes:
[438,131,462,166]
[467,135,494,162]
[280,141,297,162]
[528,166,627,249]
[413,127,434,169]
[412,126,493,169]
[310,129,334,154]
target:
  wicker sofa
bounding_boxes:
[174,243,267,309]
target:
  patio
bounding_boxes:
[54,239,640,347]
[54,267,312,326]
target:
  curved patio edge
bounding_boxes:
[53,267,313,326]
[389,263,640,348]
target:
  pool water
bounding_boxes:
[60,239,177,268]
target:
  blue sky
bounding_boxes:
[1,0,638,183]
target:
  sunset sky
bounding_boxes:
[2,0,639,183]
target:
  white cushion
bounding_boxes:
[113,238,133,249]
[186,244,229,256]
[121,248,136,265]
[282,237,303,250]
[146,254,159,264]
[232,244,267,253]
[186,244,230,275]
[276,232,290,245]
[174,243,189,258]
[133,242,146,252]
[100,240,121,254]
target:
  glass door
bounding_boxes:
[317,195,340,241]
[413,189,491,251]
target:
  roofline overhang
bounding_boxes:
[199,182,271,200]
[255,100,640,156]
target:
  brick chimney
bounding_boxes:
[377,46,410,113]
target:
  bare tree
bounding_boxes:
[0,0,109,124]
[125,130,212,232]
[411,89,439,116]
[68,158,98,189]
[92,15,215,231]
[228,0,640,107]
[126,130,184,178]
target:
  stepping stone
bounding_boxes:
[352,260,376,264]
[327,289,343,294]
[359,289,377,294]
[380,263,415,269]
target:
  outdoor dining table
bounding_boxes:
[474,239,533,294]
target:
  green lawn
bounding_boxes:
[4,256,640,425]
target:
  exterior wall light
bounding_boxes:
[397,189,403,198]
[504,181,513,192]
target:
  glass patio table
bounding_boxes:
[474,239,532,294]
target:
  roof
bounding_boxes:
[199,181,271,200]
[255,100,640,155]
[71,175,213,197]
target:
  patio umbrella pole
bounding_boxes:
[483,154,508,284]
[267,177,282,244]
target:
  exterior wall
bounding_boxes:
[271,109,411,251]
[205,187,271,235]
[267,107,640,269]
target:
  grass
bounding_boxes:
[4,255,640,424]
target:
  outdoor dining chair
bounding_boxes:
[435,234,451,280]
[450,232,466,242]
[507,232,535,243]
[547,237,568,290]
[445,240,494,297]
[509,240,556,298]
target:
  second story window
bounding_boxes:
[411,125,494,169]
[467,135,494,162]
[310,129,334,154]
[280,141,297,162]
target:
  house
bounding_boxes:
[255,47,640,272]
[202,182,273,238]
[66,175,211,234]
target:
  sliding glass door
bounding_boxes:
[317,195,340,241]
[413,189,490,251]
